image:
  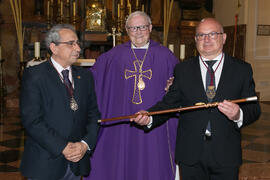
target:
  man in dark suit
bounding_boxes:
[131,18,261,180]
[20,24,101,180]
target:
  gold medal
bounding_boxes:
[137,77,145,90]
[70,97,78,111]
[206,85,216,99]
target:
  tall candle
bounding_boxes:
[73,1,76,17]
[47,1,50,17]
[34,42,40,58]
[142,4,144,12]
[136,0,139,8]
[127,0,131,14]
[129,5,132,15]
[180,44,185,60]
[120,0,123,6]
[0,46,2,60]
[60,1,63,16]
[117,3,120,18]
[168,44,174,53]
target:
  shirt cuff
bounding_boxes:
[233,108,243,128]
[81,140,91,151]
[147,116,153,128]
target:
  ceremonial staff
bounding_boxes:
[98,96,258,123]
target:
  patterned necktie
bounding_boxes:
[205,60,217,102]
[61,69,73,96]
[205,60,217,136]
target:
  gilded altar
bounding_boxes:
[85,0,106,32]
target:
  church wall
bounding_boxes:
[214,0,270,101]
[213,0,246,26]
[246,0,270,101]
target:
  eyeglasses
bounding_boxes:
[127,25,150,32]
[195,32,223,41]
[53,40,81,47]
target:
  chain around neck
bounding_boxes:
[131,45,149,71]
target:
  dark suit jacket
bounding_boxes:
[19,60,101,180]
[148,54,261,167]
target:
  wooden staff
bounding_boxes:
[98,96,258,123]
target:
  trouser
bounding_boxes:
[180,136,239,180]
[28,164,81,180]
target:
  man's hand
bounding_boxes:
[218,100,240,121]
[165,77,174,92]
[62,142,88,162]
[130,110,150,126]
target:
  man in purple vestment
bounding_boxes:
[84,11,179,180]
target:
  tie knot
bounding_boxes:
[205,60,217,68]
[61,69,69,79]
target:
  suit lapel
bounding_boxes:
[191,57,209,102]
[45,60,71,103]
[71,66,81,105]
[214,54,233,101]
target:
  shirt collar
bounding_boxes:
[131,41,150,49]
[200,52,223,62]
[50,57,71,74]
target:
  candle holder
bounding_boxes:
[65,1,70,23]
[120,4,125,32]
[34,57,42,61]
[18,61,27,81]
[116,18,122,45]
[72,15,77,30]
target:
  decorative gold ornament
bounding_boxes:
[206,85,216,99]
[70,97,78,111]
[85,0,106,31]
[137,77,145,90]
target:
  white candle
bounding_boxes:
[180,44,185,60]
[168,44,174,53]
[0,46,2,59]
[34,42,40,58]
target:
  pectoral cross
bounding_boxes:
[125,60,152,104]
[107,27,121,47]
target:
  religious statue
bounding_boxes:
[85,0,106,32]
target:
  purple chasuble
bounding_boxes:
[84,40,179,180]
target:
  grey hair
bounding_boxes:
[45,24,76,49]
[125,11,152,28]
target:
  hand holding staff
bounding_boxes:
[98,96,258,123]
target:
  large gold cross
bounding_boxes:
[125,60,152,104]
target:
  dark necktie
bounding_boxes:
[61,69,73,96]
[205,60,217,102]
[205,60,217,136]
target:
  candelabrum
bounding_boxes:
[18,61,27,81]
[72,14,77,30]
